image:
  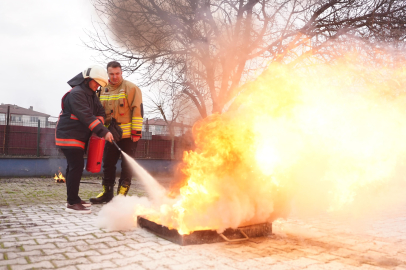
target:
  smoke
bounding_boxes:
[97,153,178,231]
[97,195,152,231]
[235,56,406,220]
[98,54,406,234]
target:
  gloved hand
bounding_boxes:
[108,118,123,142]
[131,130,141,142]
[131,135,141,142]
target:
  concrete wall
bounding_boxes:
[0,157,181,177]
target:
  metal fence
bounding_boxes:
[0,115,194,159]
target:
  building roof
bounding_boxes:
[0,104,50,117]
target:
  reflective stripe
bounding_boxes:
[119,123,131,136]
[70,114,78,120]
[132,117,143,130]
[55,138,85,149]
[100,94,128,101]
[97,116,104,124]
[89,120,99,131]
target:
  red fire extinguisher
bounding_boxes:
[86,134,105,173]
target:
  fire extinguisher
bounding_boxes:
[86,134,105,173]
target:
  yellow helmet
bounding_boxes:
[82,65,108,87]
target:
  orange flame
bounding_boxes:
[139,53,406,235]
[54,168,65,183]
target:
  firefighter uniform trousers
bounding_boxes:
[62,148,85,204]
[102,138,138,187]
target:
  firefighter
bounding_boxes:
[56,65,114,213]
[90,61,143,204]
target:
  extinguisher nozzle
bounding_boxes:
[112,140,122,152]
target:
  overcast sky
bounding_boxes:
[0,0,110,118]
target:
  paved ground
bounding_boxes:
[0,177,406,270]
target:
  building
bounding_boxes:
[143,118,192,137]
[0,104,54,128]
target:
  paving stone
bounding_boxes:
[16,235,49,241]
[225,258,266,270]
[11,261,54,270]
[126,242,160,250]
[108,265,147,270]
[50,266,77,270]
[66,235,97,242]
[56,240,87,248]
[85,237,116,245]
[3,240,36,248]
[106,239,140,248]
[35,238,68,244]
[87,252,125,263]
[0,248,21,254]
[76,261,117,270]
[42,246,77,255]
[93,232,123,238]
[112,254,152,266]
[53,257,91,268]
[65,250,101,259]
[98,245,134,255]
[0,257,27,266]
[285,258,319,267]
[6,250,42,260]
[307,253,340,263]
[141,258,179,269]
[75,243,109,252]
[23,243,56,251]
[167,261,211,270]
[29,253,66,262]
[2,178,406,270]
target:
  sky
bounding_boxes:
[0,0,108,118]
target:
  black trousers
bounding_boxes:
[102,138,138,187]
[61,148,85,205]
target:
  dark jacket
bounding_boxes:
[55,73,109,149]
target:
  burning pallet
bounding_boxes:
[137,216,272,245]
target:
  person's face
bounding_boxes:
[89,80,101,91]
[107,66,123,86]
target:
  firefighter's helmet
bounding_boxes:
[82,65,108,87]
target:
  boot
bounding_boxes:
[117,185,130,196]
[89,185,114,204]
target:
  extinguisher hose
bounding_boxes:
[112,140,122,152]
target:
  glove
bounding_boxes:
[131,130,142,142]
[108,118,123,142]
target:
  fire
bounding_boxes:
[54,169,65,183]
[137,53,406,235]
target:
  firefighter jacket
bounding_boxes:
[99,79,143,139]
[56,73,109,149]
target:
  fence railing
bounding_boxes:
[0,106,194,159]
[0,123,193,159]
[2,124,196,161]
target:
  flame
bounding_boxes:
[140,53,406,235]
[54,168,65,183]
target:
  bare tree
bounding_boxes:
[144,84,195,158]
[88,0,406,118]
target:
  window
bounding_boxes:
[30,116,38,122]
[11,115,22,122]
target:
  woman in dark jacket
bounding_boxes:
[56,65,113,213]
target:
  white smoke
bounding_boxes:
[97,195,152,231]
